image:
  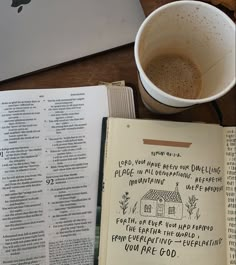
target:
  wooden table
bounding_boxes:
[0,2,235,126]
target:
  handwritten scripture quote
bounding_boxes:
[110,150,224,258]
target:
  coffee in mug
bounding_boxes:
[145,53,202,99]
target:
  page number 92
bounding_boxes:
[46,179,54,185]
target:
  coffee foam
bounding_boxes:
[145,54,202,99]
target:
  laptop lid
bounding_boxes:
[0,0,145,81]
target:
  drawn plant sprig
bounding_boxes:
[195,208,201,220]
[119,192,130,215]
[185,195,198,219]
[131,201,138,214]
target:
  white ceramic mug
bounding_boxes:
[134,1,236,114]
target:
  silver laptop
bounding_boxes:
[0,0,145,81]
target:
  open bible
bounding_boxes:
[99,118,236,265]
[0,85,135,265]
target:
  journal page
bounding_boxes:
[100,118,226,265]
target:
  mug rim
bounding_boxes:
[134,0,236,106]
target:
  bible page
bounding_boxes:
[0,86,109,265]
[224,127,236,265]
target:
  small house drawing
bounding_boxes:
[140,183,183,220]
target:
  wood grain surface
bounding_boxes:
[139,0,236,20]
[0,1,235,126]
